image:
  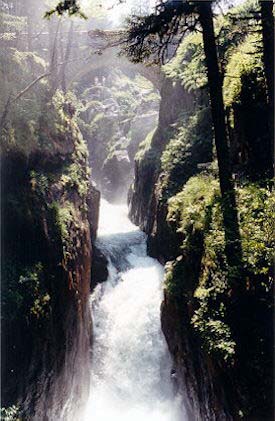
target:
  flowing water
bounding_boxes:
[82,199,187,421]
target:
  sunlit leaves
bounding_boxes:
[165,175,273,362]
[223,34,264,107]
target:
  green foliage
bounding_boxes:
[50,201,75,250]
[165,175,274,362]
[0,4,95,413]
[49,90,79,135]
[164,0,261,93]
[164,32,207,91]
[11,49,46,71]
[160,107,213,198]
[238,183,274,277]
[2,262,50,322]
[19,263,51,319]
[1,87,91,331]
[77,69,159,180]
[133,74,157,90]
[223,34,264,107]
[49,196,86,268]
[192,304,236,361]
[30,171,50,198]
[45,0,108,19]
[167,174,219,235]
[0,10,49,150]
[135,129,156,162]
[0,12,26,33]
[61,162,89,197]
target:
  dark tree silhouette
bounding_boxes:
[260,0,274,163]
[124,0,243,281]
[197,2,242,272]
[45,0,84,18]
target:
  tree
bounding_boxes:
[124,0,243,279]
[197,1,242,272]
[45,0,84,18]
[260,0,274,109]
[259,0,274,160]
[58,0,243,278]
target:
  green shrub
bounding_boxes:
[223,34,264,108]
[135,128,156,162]
[164,32,207,91]
[165,175,274,362]
[160,107,212,198]
[2,262,50,322]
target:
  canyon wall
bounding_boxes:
[1,92,100,420]
[128,21,273,420]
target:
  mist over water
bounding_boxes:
[82,199,187,421]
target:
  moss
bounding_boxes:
[49,201,75,255]
[19,263,51,320]
[165,175,274,363]
[160,107,213,198]
[167,174,219,235]
[30,171,50,198]
[223,34,264,108]
[164,32,207,91]
[164,0,260,94]
[135,128,156,162]
[2,261,50,322]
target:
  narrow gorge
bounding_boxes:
[1,1,273,421]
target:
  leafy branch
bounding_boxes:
[44,0,87,19]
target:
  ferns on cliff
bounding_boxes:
[223,34,264,108]
[165,175,274,367]
[160,107,213,199]
[163,0,261,94]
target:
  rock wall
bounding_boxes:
[128,64,273,419]
[1,93,100,420]
[127,75,228,417]
[129,77,195,232]
[161,295,234,421]
[129,76,212,261]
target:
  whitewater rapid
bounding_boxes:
[82,199,187,421]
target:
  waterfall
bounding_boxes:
[81,199,187,421]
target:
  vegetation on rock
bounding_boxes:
[127,0,274,418]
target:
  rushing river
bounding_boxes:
[82,199,187,421]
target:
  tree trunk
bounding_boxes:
[59,22,74,92]
[48,18,60,93]
[198,1,242,278]
[260,0,274,168]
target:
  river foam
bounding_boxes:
[82,199,187,421]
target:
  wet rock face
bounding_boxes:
[128,78,196,246]
[1,99,100,419]
[127,112,159,161]
[127,75,237,419]
[87,185,101,241]
[102,149,132,202]
[91,246,109,289]
[161,295,234,421]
